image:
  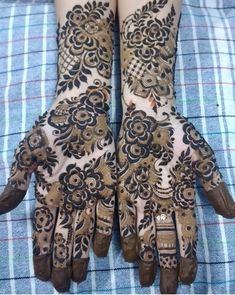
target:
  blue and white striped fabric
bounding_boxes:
[0,0,235,293]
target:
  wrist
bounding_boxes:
[121,88,176,120]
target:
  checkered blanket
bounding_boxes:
[0,0,235,293]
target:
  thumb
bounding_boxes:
[0,128,45,214]
[0,159,31,215]
[194,155,235,218]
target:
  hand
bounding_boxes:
[117,103,235,293]
[0,80,116,292]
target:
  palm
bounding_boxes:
[117,104,235,286]
[0,81,116,290]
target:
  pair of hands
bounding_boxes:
[1,94,234,293]
[1,0,235,294]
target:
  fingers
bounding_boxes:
[118,185,138,262]
[137,199,157,287]
[155,211,178,294]
[93,195,115,257]
[72,201,96,284]
[33,181,62,281]
[175,208,198,284]
[51,206,76,292]
[33,201,58,281]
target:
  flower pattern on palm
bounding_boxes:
[8,80,114,190]
[57,1,114,95]
[120,104,174,164]
[118,105,223,263]
[48,80,113,159]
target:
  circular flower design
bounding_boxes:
[28,133,42,149]
[126,29,143,48]
[124,111,156,145]
[60,164,85,191]
[54,233,65,245]
[154,128,170,145]
[145,19,171,46]
[34,207,54,232]
[60,163,106,209]
[80,83,110,114]
[65,5,86,26]
[183,122,205,150]
[54,244,69,264]
[65,27,92,56]
[68,107,96,129]
[66,190,88,210]
[84,20,100,34]
[122,142,150,163]
[84,169,104,194]
[173,181,195,209]
[194,159,217,181]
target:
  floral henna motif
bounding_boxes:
[121,0,177,105]
[60,152,116,210]
[8,127,58,190]
[120,105,174,164]
[48,80,113,159]
[57,1,114,95]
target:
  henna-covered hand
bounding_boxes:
[0,1,116,292]
[117,0,235,293]
[0,80,116,291]
[0,80,116,292]
[118,104,235,291]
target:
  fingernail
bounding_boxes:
[72,258,89,283]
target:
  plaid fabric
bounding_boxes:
[0,0,235,293]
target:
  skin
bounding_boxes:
[117,0,235,293]
[0,0,117,292]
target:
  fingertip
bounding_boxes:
[72,258,89,283]
[121,235,138,262]
[139,259,156,287]
[33,254,51,281]
[51,267,71,293]
[93,232,111,257]
[0,184,26,214]
[179,257,197,285]
[160,267,178,294]
[207,182,235,218]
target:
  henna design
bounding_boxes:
[48,80,113,159]
[118,105,223,262]
[57,2,114,95]
[121,0,177,106]
[120,105,174,164]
